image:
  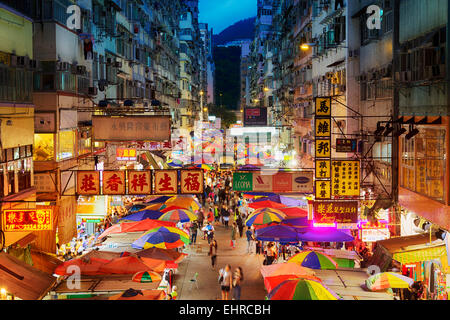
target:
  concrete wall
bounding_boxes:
[0,7,33,57]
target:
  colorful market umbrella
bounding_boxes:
[195,164,215,170]
[165,195,201,211]
[144,203,167,211]
[54,257,110,276]
[131,228,186,250]
[109,289,166,300]
[145,226,189,243]
[260,262,316,279]
[160,205,193,213]
[99,219,175,239]
[267,279,341,300]
[245,208,286,227]
[288,251,338,270]
[158,209,198,223]
[248,200,287,209]
[366,272,414,291]
[278,207,309,218]
[127,203,148,213]
[132,270,162,283]
[167,159,183,168]
[264,275,321,293]
[119,210,165,222]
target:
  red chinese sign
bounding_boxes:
[77,171,100,195]
[128,171,151,194]
[180,170,204,194]
[313,201,358,225]
[2,209,53,231]
[154,170,178,194]
[103,171,125,195]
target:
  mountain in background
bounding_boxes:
[213,17,256,46]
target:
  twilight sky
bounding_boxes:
[199,0,257,34]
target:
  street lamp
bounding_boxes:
[264,87,269,92]
[300,43,314,51]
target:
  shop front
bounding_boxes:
[76,195,108,236]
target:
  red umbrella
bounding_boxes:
[278,207,308,218]
[98,256,165,274]
[160,205,188,213]
[248,200,287,209]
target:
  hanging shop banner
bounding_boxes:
[180,170,204,194]
[272,172,293,192]
[77,171,100,195]
[2,209,53,232]
[315,118,331,138]
[313,201,358,224]
[102,171,126,195]
[116,148,137,161]
[92,115,171,142]
[315,97,332,117]
[331,160,360,197]
[336,138,357,153]
[128,170,152,195]
[315,180,331,200]
[154,170,178,194]
[361,223,390,242]
[252,173,273,192]
[315,139,331,158]
[315,160,331,179]
[291,171,314,193]
[233,172,253,192]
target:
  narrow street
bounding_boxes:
[176,220,267,300]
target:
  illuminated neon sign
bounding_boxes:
[2,209,53,231]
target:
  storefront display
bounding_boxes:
[34,134,54,161]
[57,130,76,161]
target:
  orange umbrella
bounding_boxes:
[264,274,322,293]
[248,200,287,209]
[54,257,111,276]
[109,289,166,300]
[98,256,165,274]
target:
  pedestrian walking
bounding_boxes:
[189,220,198,245]
[264,242,277,265]
[230,222,237,249]
[209,239,218,269]
[219,264,232,300]
[232,267,244,300]
[203,222,215,244]
[245,227,253,254]
[222,206,230,228]
[236,214,244,238]
[214,205,220,224]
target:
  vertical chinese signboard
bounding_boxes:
[154,170,178,194]
[2,209,53,231]
[314,97,332,200]
[77,171,100,195]
[103,171,126,195]
[180,170,204,194]
[331,160,360,197]
[128,171,152,195]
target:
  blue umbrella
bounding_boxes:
[144,196,172,205]
[282,217,309,227]
[119,210,164,222]
[255,225,300,242]
[127,204,148,213]
[296,228,354,242]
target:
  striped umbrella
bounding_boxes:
[245,208,286,227]
[267,279,341,300]
[158,209,198,223]
[145,226,189,243]
[132,271,162,283]
[131,228,186,250]
[165,196,201,211]
[366,272,414,291]
[288,251,338,270]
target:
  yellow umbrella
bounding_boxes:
[164,195,201,211]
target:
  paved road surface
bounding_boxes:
[175,221,267,300]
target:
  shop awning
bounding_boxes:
[392,245,446,264]
[4,232,37,248]
[0,252,56,300]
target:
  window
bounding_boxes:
[57,130,76,161]
[401,127,447,202]
[34,134,55,161]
